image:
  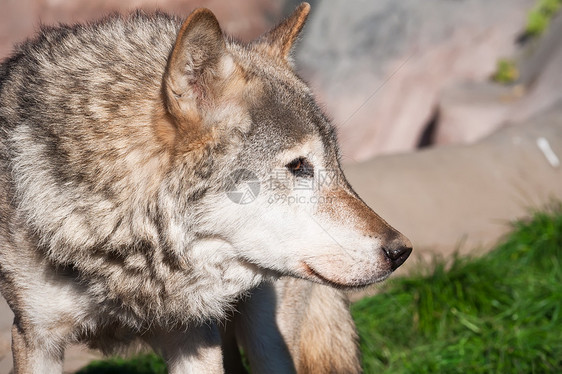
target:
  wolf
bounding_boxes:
[222,279,362,374]
[0,3,411,373]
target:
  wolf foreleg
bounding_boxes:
[145,323,224,374]
[10,320,64,374]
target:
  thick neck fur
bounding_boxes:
[2,12,265,330]
[10,124,265,330]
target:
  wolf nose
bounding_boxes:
[383,237,412,271]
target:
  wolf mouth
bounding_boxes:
[302,262,390,290]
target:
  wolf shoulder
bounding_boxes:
[0,13,184,134]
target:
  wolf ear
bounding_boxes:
[254,2,310,61]
[163,8,226,126]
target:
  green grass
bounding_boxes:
[353,208,562,373]
[491,59,519,84]
[525,0,561,37]
[492,0,561,84]
[75,353,166,374]
[77,208,562,373]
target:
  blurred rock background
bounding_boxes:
[299,0,533,159]
[1,0,562,372]
[2,0,559,158]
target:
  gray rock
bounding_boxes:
[434,82,524,145]
[297,0,534,160]
[344,103,562,271]
[434,12,562,147]
[510,13,562,122]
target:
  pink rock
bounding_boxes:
[297,0,534,161]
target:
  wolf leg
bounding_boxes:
[230,282,296,374]
[146,324,224,374]
[11,319,64,374]
[0,250,91,373]
[231,279,362,374]
[220,319,249,374]
[291,282,362,374]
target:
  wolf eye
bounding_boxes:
[286,157,314,178]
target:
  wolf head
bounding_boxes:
[158,3,412,289]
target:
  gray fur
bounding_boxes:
[0,4,411,373]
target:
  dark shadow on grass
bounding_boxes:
[75,353,166,374]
